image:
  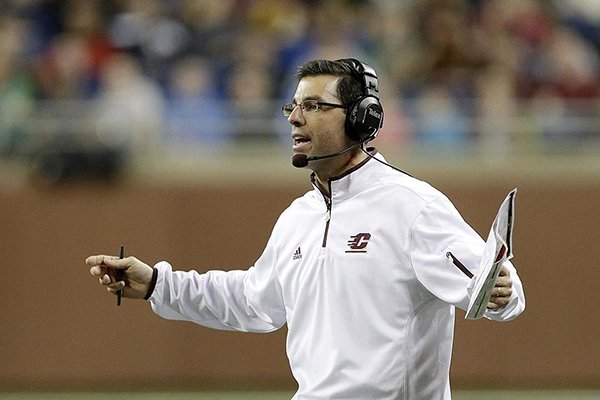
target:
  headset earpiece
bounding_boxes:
[337,58,384,142]
[346,96,384,142]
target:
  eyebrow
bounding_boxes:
[291,95,324,104]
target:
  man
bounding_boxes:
[88,59,525,399]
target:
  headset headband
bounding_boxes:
[338,58,380,99]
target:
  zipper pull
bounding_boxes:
[446,251,474,279]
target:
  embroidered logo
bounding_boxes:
[346,233,371,253]
[292,246,302,260]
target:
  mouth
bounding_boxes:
[292,134,311,152]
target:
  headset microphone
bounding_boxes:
[292,141,364,168]
[291,154,310,168]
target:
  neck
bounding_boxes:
[313,149,369,196]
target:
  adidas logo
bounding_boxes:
[292,246,302,260]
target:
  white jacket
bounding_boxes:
[149,152,525,400]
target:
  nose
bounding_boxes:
[287,104,305,127]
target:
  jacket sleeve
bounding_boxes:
[148,234,286,333]
[410,195,525,321]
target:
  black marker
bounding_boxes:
[117,246,124,306]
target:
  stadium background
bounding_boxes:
[1,0,599,398]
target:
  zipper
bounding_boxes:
[321,183,332,248]
[445,251,474,278]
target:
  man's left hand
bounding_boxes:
[487,265,513,310]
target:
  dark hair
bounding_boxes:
[296,59,364,107]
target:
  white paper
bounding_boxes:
[465,188,517,320]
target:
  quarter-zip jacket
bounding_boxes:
[149,151,526,400]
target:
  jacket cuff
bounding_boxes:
[144,267,159,300]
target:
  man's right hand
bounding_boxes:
[87,254,154,299]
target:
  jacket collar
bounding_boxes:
[310,147,387,203]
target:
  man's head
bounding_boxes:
[296,59,383,142]
[285,58,383,182]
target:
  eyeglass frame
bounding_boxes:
[282,100,347,117]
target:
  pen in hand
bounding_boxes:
[116,246,124,306]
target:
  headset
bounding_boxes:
[337,58,384,143]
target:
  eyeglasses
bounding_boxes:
[282,100,347,117]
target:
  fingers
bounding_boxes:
[99,273,111,285]
[89,265,104,277]
[488,289,512,309]
[106,281,125,294]
[487,294,511,310]
[493,266,513,291]
[487,301,501,310]
[96,271,125,294]
[88,254,129,294]
[87,254,138,281]
[86,254,132,269]
[487,266,513,310]
[487,285,513,310]
[86,254,116,267]
[494,285,512,297]
[97,270,125,286]
[494,276,512,289]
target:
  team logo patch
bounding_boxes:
[345,233,371,253]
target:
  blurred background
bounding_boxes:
[0,0,599,397]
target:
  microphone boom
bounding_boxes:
[291,141,363,168]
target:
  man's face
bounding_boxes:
[288,75,354,171]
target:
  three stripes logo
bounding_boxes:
[345,233,371,253]
[292,246,302,260]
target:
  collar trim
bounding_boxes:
[309,147,378,185]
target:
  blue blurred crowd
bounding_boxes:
[0,0,599,167]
